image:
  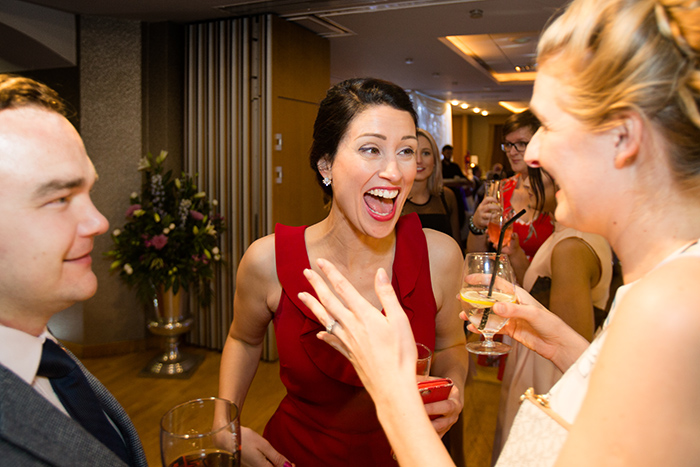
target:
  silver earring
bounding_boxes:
[323,177,332,187]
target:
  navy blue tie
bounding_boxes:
[37,339,130,464]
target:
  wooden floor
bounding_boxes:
[82,346,501,467]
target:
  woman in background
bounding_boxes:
[401,128,461,245]
[298,0,700,465]
[467,110,553,261]
[219,78,467,467]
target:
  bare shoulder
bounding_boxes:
[618,257,700,340]
[238,234,276,280]
[235,233,280,311]
[551,236,601,278]
[423,228,463,271]
[423,228,463,309]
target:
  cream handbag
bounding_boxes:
[495,388,571,467]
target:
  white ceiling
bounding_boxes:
[15,0,566,115]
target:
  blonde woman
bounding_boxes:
[299,0,700,465]
[401,128,461,245]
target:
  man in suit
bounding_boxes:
[0,75,147,466]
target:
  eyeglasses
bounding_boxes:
[501,141,529,152]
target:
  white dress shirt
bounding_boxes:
[0,323,70,415]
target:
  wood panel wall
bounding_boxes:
[270,16,330,228]
[452,113,509,175]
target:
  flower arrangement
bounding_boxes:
[106,151,225,307]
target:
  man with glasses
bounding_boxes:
[466,110,554,261]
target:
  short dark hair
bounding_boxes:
[0,74,66,115]
[309,78,417,199]
[442,145,453,152]
[502,109,540,139]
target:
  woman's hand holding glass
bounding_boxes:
[464,286,591,372]
[472,194,501,231]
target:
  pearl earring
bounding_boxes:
[323,177,332,187]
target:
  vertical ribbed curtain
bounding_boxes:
[184,15,271,350]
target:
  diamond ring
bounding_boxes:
[325,319,337,334]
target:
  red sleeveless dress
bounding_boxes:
[263,213,437,466]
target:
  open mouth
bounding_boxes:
[364,188,399,219]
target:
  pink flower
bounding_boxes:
[146,234,168,250]
[189,210,204,221]
[125,204,142,217]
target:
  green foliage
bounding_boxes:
[105,151,225,307]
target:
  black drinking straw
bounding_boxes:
[478,209,526,330]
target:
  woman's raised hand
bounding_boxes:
[299,258,418,397]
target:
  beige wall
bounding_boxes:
[50,19,187,355]
[49,16,146,353]
[270,16,330,227]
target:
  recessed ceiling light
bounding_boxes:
[481,110,489,116]
[405,58,413,65]
[460,103,469,109]
[432,72,440,78]
[472,107,481,113]
[450,100,460,106]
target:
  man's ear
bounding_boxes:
[317,157,331,178]
[613,112,643,169]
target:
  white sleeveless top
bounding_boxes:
[498,239,700,464]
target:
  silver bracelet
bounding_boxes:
[468,215,486,235]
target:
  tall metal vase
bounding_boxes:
[143,286,200,377]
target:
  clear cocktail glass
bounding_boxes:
[460,252,517,355]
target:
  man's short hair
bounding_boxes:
[0,74,66,115]
[442,145,453,152]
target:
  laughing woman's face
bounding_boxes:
[319,104,417,239]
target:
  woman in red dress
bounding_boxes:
[218,78,468,466]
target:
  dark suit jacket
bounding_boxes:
[0,351,147,466]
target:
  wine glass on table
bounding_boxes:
[460,252,517,355]
[161,397,241,467]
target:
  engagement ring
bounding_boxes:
[325,320,337,334]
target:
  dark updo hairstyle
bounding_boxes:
[309,78,418,199]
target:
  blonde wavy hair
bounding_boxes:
[537,0,700,189]
[416,128,444,196]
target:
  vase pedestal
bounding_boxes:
[142,287,203,378]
